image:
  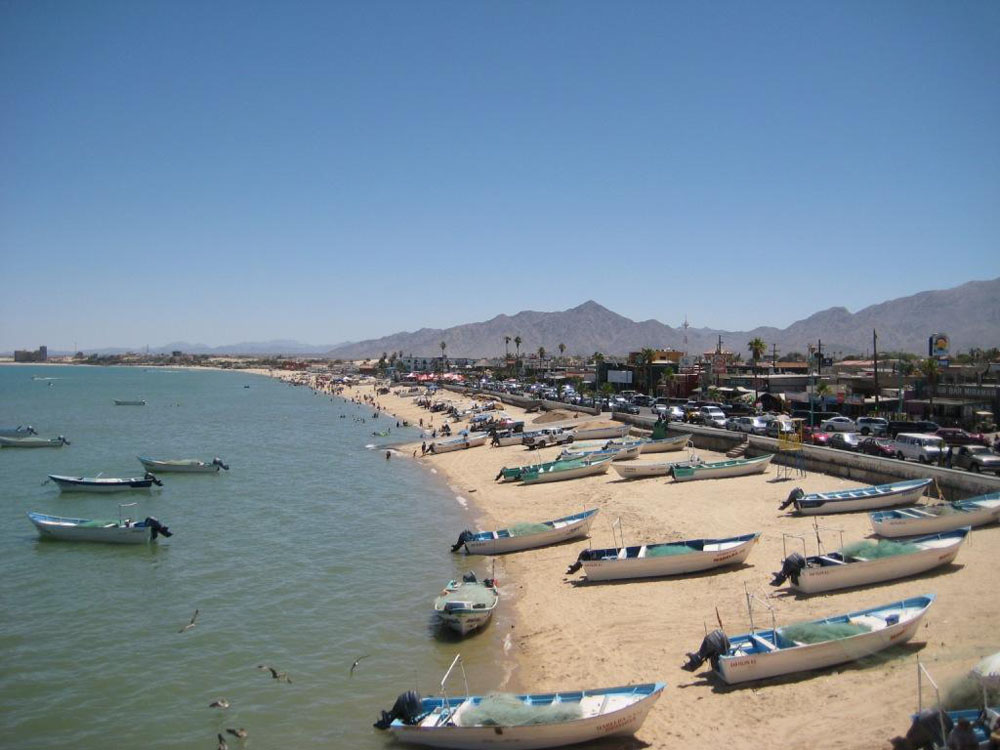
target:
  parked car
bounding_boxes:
[612,402,640,415]
[820,416,857,433]
[828,432,861,451]
[792,410,844,428]
[802,426,831,446]
[950,445,1000,473]
[631,394,653,407]
[859,437,896,458]
[934,428,988,447]
[855,417,889,436]
[655,405,684,421]
[725,417,740,431]
[892,433,946,463]
[887,420,939,438]
[766,420,796,438]
[735,416,768,435]
[698,406,727,429]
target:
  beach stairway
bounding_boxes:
[726,439,749,459]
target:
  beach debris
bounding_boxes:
[257,664,292,683]
[209,698,230,709]
[179,609,199,633]
[350,654,370,676]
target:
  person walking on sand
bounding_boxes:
[421,441,427,456]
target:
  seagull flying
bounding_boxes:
[178,609,198,633]
[208,698,230,709]
[350,654,371,676]
[257,664,292,683]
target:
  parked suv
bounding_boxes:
[951,445,1000,473]
[698,406,727,428]
[856,417,888,437]
[892,433,946,463]
[734,416,768,435]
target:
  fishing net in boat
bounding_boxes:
[839,540,919,559]
[461,693,583,727]
[778,621,872,644]
[646,543,696,557]
[508,522,550,537]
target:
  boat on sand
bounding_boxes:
[671,454,773,482]
[779,478,932,515]
[451,509,598,555]
[870,493,1000,537]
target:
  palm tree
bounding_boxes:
[514,336,522,359]
[637,348,657,395]
[439,340,447,373]
[537,346,546,362]
[558,342,566,361]
[815,381,832,407]
[592,351,604,364]
[920,357,940,415]
[504,336,511,360]
[748,337,766,402]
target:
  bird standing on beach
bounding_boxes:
[350,654,370,676]
[257,664,292,683]
[179,609,199,633]
[209,698,230,709]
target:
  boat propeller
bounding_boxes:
[373,690,423,730]
[770,552,806,587]
[778,487,805,511]
[682,629,730,672]
[144,517,173,539]
[450,530,474,553]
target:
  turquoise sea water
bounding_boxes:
[0,365,506,749]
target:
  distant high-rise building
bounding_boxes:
[13,345,47,362]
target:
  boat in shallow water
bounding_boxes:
[567,532,760,581]
[433,573,499,636]
[138,456,229,473]
[113,399,146,406]
[48,473,163,493]
[374,654,665,750]
[671,453,773,482]
[0,435,69,448]
[451,509,598,555]
[770,528,968,594]
[870,493,1000,537]
[27,511,172,544]
[683,594,934,684]
[780,478,933,515]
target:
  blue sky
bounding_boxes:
[2,0,998,351]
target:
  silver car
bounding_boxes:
[735,416,767,435]
[820,416,857,433]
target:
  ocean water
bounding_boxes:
[0,365,507,749]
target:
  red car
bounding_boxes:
[859,437,896,458]
[802,426,831,446]
[934,428,988,447]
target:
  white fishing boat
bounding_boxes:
[569,423,630,441]
[871,493,1000,537]
[683,594,935,684]
[637,434,690,453]
[48,473,163,493]
[113,399,146,406]
[374,654,665,750]
[433,573,499,636]
[559,441,642,462]
[27,509,172,544]
[451,509,598,555]
[430,433,489,453]
[0,435,70,448]
[670,453,773,482]
[770,528,968,594]
[0,425,37,438]
[521,455,613,484]
[780,478,933,515]
[612,456,704,479]
[137,456,229,473]
[567,532,759,582]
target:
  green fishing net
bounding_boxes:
[460,693,583,727]
[508,522,550,537]
[646,543,696,557]
[839,540,919,559]
[778,621,872,644]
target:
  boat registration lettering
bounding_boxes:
[597,710,635,733]
[728,656,756,667]
[713,550,739,562]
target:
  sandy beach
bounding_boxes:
[279,375,998,750]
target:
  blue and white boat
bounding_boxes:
[0,434,69,448]
[780,478,932,515]
[27,511,172,544]
[871,493,1000,537]
[451,509,598,555]
[374,654,665,749]
[683,594,934,684]
[48,473,163,493]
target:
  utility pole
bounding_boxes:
[873,330,879,413]
[771,342,779,366]
[816,339,823,376]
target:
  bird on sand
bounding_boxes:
[208,698,230,709]
[225,728,248,739]
[178,609,198,633]
[217,734,228,750]
[350,655,371,676]
[257,664,292,683]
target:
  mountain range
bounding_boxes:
[325,277,1000,360]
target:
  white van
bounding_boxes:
[892,433,945,463]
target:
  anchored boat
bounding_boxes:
[48,472,163,493]
[138,456,229,473]
[671,453,773,482]
[433,573,499,636]
[0,435,69,448]
[451,509,598,555]
[870,493,1000,537]
[780,478,933,515]
[27,510,172,544]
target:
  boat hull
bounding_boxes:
[638,435,690,453]
[570,425,630,441]
[612,459,701,479]
[113,400,146,406]
[717,596,933,684]
[386,683,665,750]
[137,457,222,473]
[48,475,158,493]
[0,436,66,448]
[521,459,611,484]
[790,531,967,594]
[793,478,932,515]
[581,534,759,581]
[671,454,773,482]
[28,513,153,544]
[463,511,597,555]
[433,582,498,636]
[870,496,1000,537]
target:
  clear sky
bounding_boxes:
[2,0,998,351]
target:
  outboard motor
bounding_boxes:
[144,472,164,487]
[770,552,806,587]
[566,549,596,575]
[778,487,805,511]
[450,530,474,553]
[144,517,173,539]
[58,435,71,446]
[213,458,230,471]
[682,629,730,672]
[889,708,953,750]
[462,571,478,584]
[373,690,423,729]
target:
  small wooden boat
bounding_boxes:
[48,472,163,493]
[671,453,773,482]
[138,456,229,473]
[570,423,630,441]
[568,532,760,581]
[113,399,146,406]
[452,509,599,555]
[430,433,489,453]
[612,456,704,480]
[0,435,69,448]
[433,573,499,636]
[870,493,1000,537]
[560,441,642,462]
[638,434,690,453]
[375,655,665,749]
[0,425,37,438]
[770,528,968,594]
[780,478,932,516]
[521,456,613,485]
[682,594,934,684]
[27,511,172,544]
[496,458,567,483]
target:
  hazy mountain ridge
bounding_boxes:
[326,278,1000,359]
